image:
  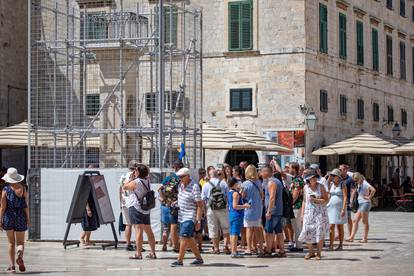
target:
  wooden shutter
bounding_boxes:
[319,4,328,53]
[386,36,393,75]
[372,29,379,71]
[241,1,253,50]
[339,13,347,59]
[356,21,364,65]
[400,41,406,80]
[165,7,178,45]
[229,2,241,50]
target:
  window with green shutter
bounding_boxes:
[400,41,406,80]
[386,35,393,76]
[228,0,253,51]
[372,28,379,71]
[356,21,364,65]
[230,88,253,112]
[339,13,347,59]
[165,6,178,46]
[319,4,328,53]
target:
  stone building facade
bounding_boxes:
[192,0,414,181]
[0,0,28,172]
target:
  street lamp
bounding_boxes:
[392,122,401,138]
[306,111,317,131]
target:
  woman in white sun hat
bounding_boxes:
[0,168,29,273]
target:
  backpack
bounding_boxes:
[208,181,227,210]
[282,186,294,219]
[136,179,156,211]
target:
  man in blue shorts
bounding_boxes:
[171,168,204,267]
[262,165,286,257]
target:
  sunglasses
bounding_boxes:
[179,175,188,179]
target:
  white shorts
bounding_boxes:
[122,206,132,225]
[244,219,261,228]
[206,208,230,239]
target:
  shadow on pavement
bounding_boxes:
[341,248,385,252]
[202,263,246,268]
[322,258,361,261]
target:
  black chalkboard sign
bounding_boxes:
[63,171,118,250]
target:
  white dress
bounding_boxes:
[298,184,329,243]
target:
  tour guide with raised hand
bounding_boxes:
[201,166,230,254]
[171,168,204,267]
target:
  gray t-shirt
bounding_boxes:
[128,178,151,215]
[201,178,229,206]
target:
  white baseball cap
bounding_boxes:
[176,168,191,177]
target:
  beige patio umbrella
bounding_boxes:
[0,121,100,149]
[202,125,263,150]
[312,133,398,156]
[394,141,414,155]
[227,128,292,153]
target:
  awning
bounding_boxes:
[312,133,399,156]
[394,141,414,155]
[0,122,99,149]
[227,128,291,152]
[202,125,263,150]
[203,125,291,152]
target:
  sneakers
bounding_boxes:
[231,253,244,258]
[170,261,183,267]
[190,259,204,266]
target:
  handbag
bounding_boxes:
[118,212,126,235]
[351,190,359,213]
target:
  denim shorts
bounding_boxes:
[358,202,371,212]
[264,215,283,234]
[169,212,179,225]
[129,207,151,225]
[179,220,195,238]
[229,216,243,236]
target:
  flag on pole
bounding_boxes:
[178,143,186,161]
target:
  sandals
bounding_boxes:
[276,251,287,258]
[335,245,343,251]
[145,253,157,259]
[345,238,354,242]
[16,248,26,272]
[304,253,316,260]
[223,247,231,255]
[315,254,322,261]
[359,239,368,243]
[129,254,143,260]
[6,266,16,273]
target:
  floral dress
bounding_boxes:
[298,184,329,243]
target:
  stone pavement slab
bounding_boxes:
[1,212,414,275]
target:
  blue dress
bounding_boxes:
[2,186,28,232]
[327,183,348,224]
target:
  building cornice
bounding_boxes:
[336,0,350,11]
[383,22,394,33]
[398,30,407,39]
[369,14,381,26]
[353,6,367,18]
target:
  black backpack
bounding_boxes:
[208,181,227,210]
[282,186,294,219]
[137,179,156,211]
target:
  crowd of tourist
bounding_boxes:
[117,160,378,266]
[2,158,412,271]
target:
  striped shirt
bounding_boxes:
[177,180,202,223]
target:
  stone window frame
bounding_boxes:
[225,82,258,117]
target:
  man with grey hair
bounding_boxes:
[119,160,138,251]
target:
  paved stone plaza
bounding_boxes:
[1,211,414,275]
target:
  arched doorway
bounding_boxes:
[225,150,259,167]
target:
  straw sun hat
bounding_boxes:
[1,167,24,184]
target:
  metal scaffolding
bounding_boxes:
[29,0,202,170]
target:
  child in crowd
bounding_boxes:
[228,177,250,258]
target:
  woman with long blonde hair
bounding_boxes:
[348,173,376,243]
[242,165,264,256]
